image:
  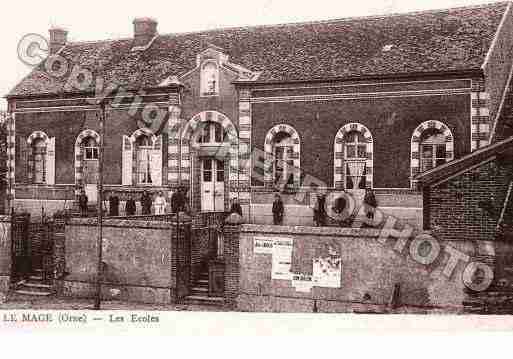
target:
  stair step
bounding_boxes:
[197,279,208,285]
[29,275,43,281]
[14,289,52,296]
[185,295,225,305]
[23,282,52,289]
[192,286,208,292]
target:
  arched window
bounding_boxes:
[136,135,153,184]
[333,123,373,189]
[201,61,219,95]
[410,120,454,184]
[419,129,446,172]
[263,124,301,187]
[32,138,46,184]
[197,121,227,144]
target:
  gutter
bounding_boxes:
[5,83,184,102]
[232,69,484,87]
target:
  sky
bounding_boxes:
[0,0,505,109]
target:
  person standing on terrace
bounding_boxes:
[154,191,167,215]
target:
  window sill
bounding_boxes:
[200,92,219,97]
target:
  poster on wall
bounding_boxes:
[271,237,294,280]
[292,272,314,293]
[313,253,342,288]
[253,237,274,254]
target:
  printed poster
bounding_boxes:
[253,237,274,254]
[271,237,293,280]
[313,255,342,288]
[292,272,314,293]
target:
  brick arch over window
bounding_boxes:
[263,124,300,186]
[74,129,100,195]
[333,123,373,189]
[130,128,158,145]
[27,130,49,145]
[410,120,454,186]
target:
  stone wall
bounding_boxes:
[0,216,11,293]
[233,224,489,313]
[59,216,191,304]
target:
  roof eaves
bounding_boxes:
[232,69,484,86]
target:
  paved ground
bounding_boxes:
[0,293,230,311]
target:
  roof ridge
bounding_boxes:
[65,1,509,46]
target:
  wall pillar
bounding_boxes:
[6,112,15,211]
[471,79,491,151]
[172,214,192,302]
[237,89,252,212]
[223,214,242,308]
[167,94,182,195]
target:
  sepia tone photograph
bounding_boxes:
[0,0,512,325]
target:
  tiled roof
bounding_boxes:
[8,1,509,97]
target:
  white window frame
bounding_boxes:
[344,131,367,190]
[83,137,99,160]
[420,132,447,173]
[197,121,227,145]
[136,135,153,185]
[32,139,46,184]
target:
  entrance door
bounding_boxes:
[82,137,99,203]
[83,158,98,204]
[201,158,225,212]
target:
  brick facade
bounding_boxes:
[423,158,512,242]
[250,81,471,189]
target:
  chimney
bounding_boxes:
[133,17,158,47]
[49,27,68,54]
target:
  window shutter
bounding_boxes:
[46,137,55,185]
[149,136,162,186]
[122,135,133,185]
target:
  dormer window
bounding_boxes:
[201,61,219,96]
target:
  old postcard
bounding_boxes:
[0,0,513,338]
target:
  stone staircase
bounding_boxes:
[13,270,53,297]
[184,268,225,306]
